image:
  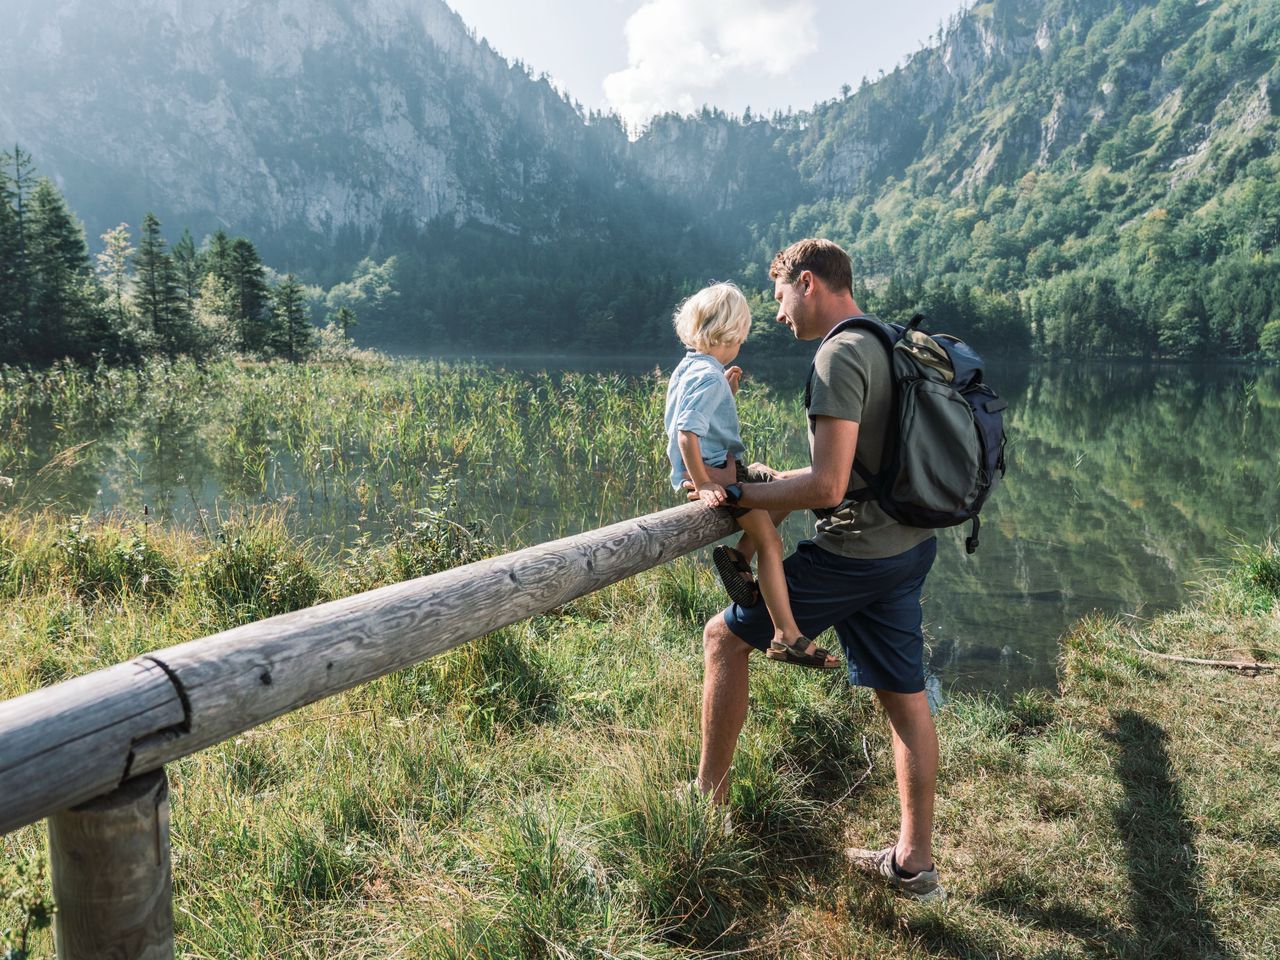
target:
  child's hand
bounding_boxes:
[725,366,743,395]
[696,481,728,508]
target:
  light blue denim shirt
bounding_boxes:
[664,351,746,491]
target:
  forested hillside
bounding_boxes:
[737,0,1280,358]
[1,0,1277,363]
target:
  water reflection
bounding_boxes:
[2,360,1276,694]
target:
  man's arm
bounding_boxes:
[726,416,858,512]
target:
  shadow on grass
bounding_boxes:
[1108,710,1231,960]
[909,710,1232,960]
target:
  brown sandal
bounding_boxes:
[766,636,842,670]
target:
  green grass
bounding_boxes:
[1,511,1277,959]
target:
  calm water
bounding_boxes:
[4,357,1278,693]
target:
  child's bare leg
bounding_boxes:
[734,510,789,564]
[736,509,804,645]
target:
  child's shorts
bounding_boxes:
[724,458,774,519]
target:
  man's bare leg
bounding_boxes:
[874,689,938,874]
[696,615,754,804]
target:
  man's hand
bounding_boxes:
[725,365,743,395]
[696,481,729,508]
[747,461,778,480]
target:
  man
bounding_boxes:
[691,238,945,902]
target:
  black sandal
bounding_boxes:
[713,545,760,607]
[766,636,842,670]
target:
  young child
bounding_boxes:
[663,282,837,669]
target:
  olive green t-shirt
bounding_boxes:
[806,321,936,559]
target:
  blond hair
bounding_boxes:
[672,282,751,353]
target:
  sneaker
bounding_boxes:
[845,845,946,903]
[671,781,735,834]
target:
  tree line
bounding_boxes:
[0,147,352,367]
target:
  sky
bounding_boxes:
[445,0,972,132]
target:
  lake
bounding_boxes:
[1,357,1276,693]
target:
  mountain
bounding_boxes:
[1,0,1277,358]
[704,0,1280,357]
[1,0,634,252]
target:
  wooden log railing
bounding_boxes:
[0,501,735,959]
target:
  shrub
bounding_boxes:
[55,518,179,600]
[200,518,322,623]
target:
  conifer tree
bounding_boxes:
[1,146,36,345]
[171,228,203,308]
[27,178,99,362]
[134,212,192,358]
[228,237,271,354]
[271,274,313,362]
[0,179,21,358]
[204,229,234,281]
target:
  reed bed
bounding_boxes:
[0,359,806,547]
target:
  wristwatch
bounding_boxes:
[723,483,743,504]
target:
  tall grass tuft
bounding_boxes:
[199,513,324,624]
[1231,538,1280,610]
[54,517,180,600]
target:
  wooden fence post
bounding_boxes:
[47,768,174,960]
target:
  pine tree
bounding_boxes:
[228,237,271,354]
[272,274,313,362]
[134,212,192,358]
[171,227,203,308]
[26,178,98,363]
[0,178,21,359]
[204,229,234,281]
[1,146,36,346]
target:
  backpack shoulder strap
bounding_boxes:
[803,314,907,503]
[803,315,896,411]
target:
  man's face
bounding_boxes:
[773,273,815,340]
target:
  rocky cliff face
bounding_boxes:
[0,0,631,257]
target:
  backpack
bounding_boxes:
[804,313,1007,553]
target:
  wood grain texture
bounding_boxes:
[136,501,735,765]
[49,769,174,960]
[0,661,184,835]
[0,502,734,833]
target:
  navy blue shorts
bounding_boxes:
[722,537,937,694]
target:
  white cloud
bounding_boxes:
[603,0,817,132]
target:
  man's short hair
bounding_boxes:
[769,238,853,294]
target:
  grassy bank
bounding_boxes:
[1,510,1277,959]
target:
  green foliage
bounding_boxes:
[0,854,52,960]
[199,517,322,623]
[134,212,196,359]
[270,273,314,362]
[1260,320,1280,359]
[1229,540,1280,611]
[54,517,178,601]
